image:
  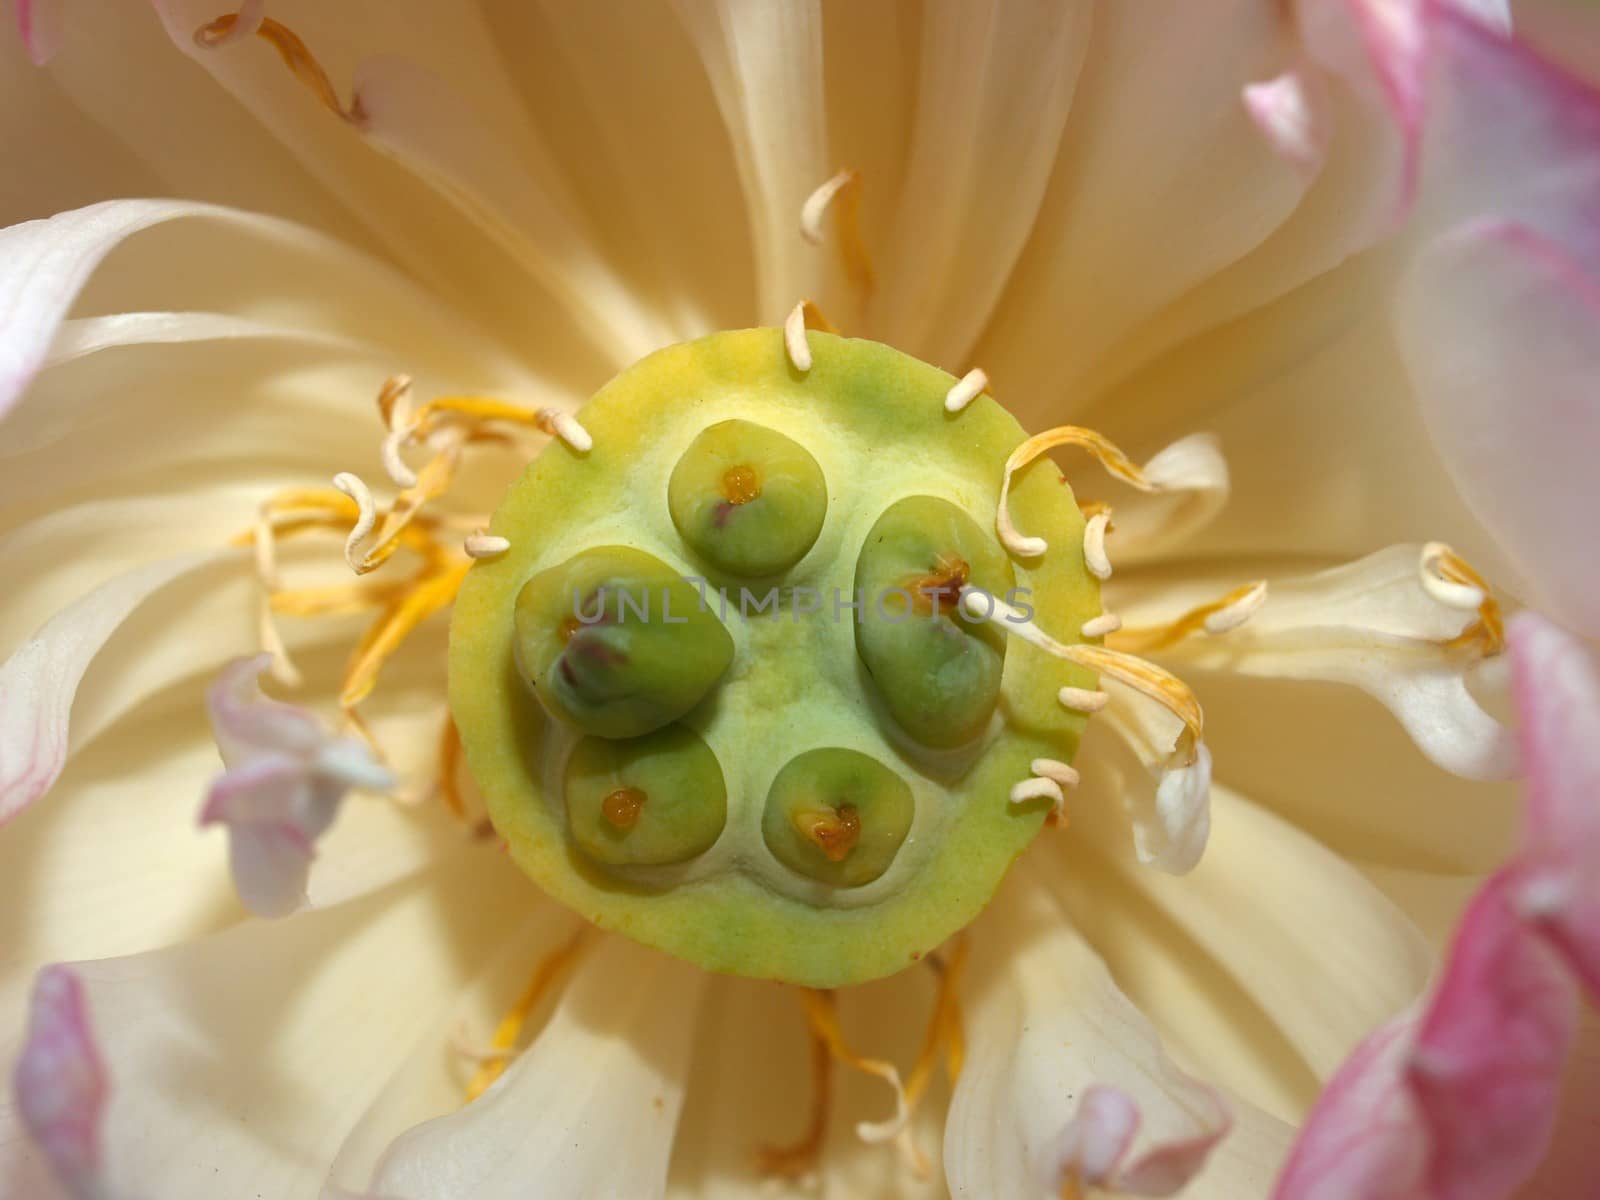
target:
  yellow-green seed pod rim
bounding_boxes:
[449,329,1101,987]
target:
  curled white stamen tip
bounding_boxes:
[945,368,989,414]
[800,169,857,244]
[1058,686,1110,713]
[784,302,813,372]
[855,1067,911,1145]
[1419,542,1486,611]
[1081,613,1123,639]
[377,374,414,432]
[332,472,377,573]
[1031,758,1080,789]
[541,409,592,453]
[464,533,511,559]
[381,428,420,489]
[1082,512,1112,580]
[1010,776,1064,807]
[1203,580,1267,635]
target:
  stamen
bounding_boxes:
[1081,613,1123,639]
[757,1008,834,1179]
[1420,542,1505,655]
[537,409,593,453]
[1057,686,1110,714]
[944,368,989,414]
[381,427,420,490]
[464,533,511,559]
[436,714,467,822]
[891,940,970,1178]
[1009,776,1064,808]
[782,300,838,373]
[341,560,472,715]
[332,472,378,573]
[798,989,912,1150]
[1082,512,1112,581]
[249,509,301,687]
[1111,580,1269,654]
[799,168,875,292]
[376,374,414,432]
[194,11,368,126]
[961,590,1203,761]
[997,426,1200,559]
[1031,757,1081,790]
[462,929,589,1103]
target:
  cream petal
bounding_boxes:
[0,549,232,824]
[945,863,1291,1197]
[872,0,1091,367]
[346,54,681,363]
[977,0,1314,416]
[0,850,532,1198]
[668,0,828,321]
[367,936,704,1200]
[1397,221,1600,637]
[1115,544,1518,780]
[1069,783,1434,1082]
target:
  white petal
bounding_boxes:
[669,0,828,321]
[1091,684,1214,875]
[368,936,704,1200]
[945,866,1285,1197]
[1243,67,1332,175]
[874,0,1092,365]
[0,851,533,1197]
[978,0,1316,417]
[0,550,231,823]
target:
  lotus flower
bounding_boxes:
[3,2,1599,1198]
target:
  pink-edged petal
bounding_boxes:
[1397,222,1600,639]
[1049,1083,1231,1198]
[12,966,108,1200]
[1243,68,1332,177]
[15,0,62,66]
[1507,611,1600,994]
[0,549,230,824]
[1405,871,1577,1198]
[1274,872,1578,1199]
[199,656,392,918]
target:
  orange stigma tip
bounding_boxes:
[719,464,763,505]
[797,806,861,862]
[557,615,583,642]
[908,553,969,613]
[602,787,647,831]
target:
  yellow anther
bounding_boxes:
[1111,580,1269,654]
[195,12,368,125]
[800,168,875,294]
[462,930,589,1103]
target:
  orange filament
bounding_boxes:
[1110,580,1267,654]
[341,560,471,716]
[463,929,589,1103]
[830,170,876,294]
[437,715,466,822]
[757,1012,834,1178]
[799,299,839,335]
[602,787,647,831]
[796,806,861,862]
[719,464,762,505]
[1066,643,1205,762]
[195,14,367,126]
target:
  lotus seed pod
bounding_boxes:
[564,725,728,865]
[511,546,734,739]
[762,748,914,887]
[450,330,1103,987]
[668,418,828,577]
[854,495,1016,748]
